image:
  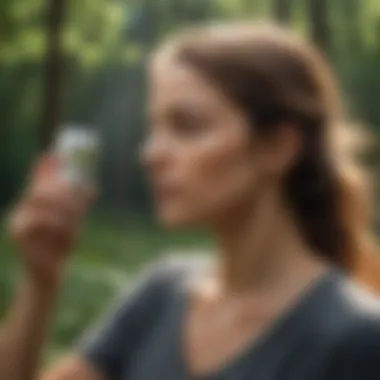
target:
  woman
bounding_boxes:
[1,22,380,380]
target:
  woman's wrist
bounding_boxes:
[22,272,62,306]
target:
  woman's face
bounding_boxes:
[142,55,289,228]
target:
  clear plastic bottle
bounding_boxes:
[53,126,101,186]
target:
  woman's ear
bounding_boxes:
[262,123,302,175]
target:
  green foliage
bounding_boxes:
[0,213,210,356]
[1,0,380,359]
[1,0,380,209]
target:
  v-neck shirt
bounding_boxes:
[78,256,380,380]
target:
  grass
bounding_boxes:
[0,212,211,361]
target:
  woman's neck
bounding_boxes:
[212,189,328,295]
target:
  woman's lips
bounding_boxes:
[154,184,180,202]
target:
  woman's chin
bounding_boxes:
[156,211,202,230]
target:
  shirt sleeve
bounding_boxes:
[75,258,173,379]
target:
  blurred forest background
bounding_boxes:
[1,0,380,360]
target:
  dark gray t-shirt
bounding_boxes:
[78,257,380,380]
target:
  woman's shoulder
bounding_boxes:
[138,251,211,295]
[323,275,380,378]
[77,253,210,377]
[332,274,380,325]
[101,252,210,320]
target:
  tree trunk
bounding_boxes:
[341,0,362,53]
[307,0,331,55]
[40,0,67,151]
[273,0,292,25]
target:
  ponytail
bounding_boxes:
[338,159,380,292]
[286,120,380,292]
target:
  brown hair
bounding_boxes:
[157,23,380,291]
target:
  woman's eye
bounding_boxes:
[171,112,207,136]
[175,118,198,132]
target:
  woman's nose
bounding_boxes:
[140,134,169,170]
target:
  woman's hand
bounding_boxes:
[8,155,97,288]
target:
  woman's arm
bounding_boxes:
[0,280,104,380]
[0,156,98,380]
[0,278,56,380]
[42,357,104,380]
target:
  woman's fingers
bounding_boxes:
[32,155,62,182]
[8,155,98,285]
[28,182,86,221]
